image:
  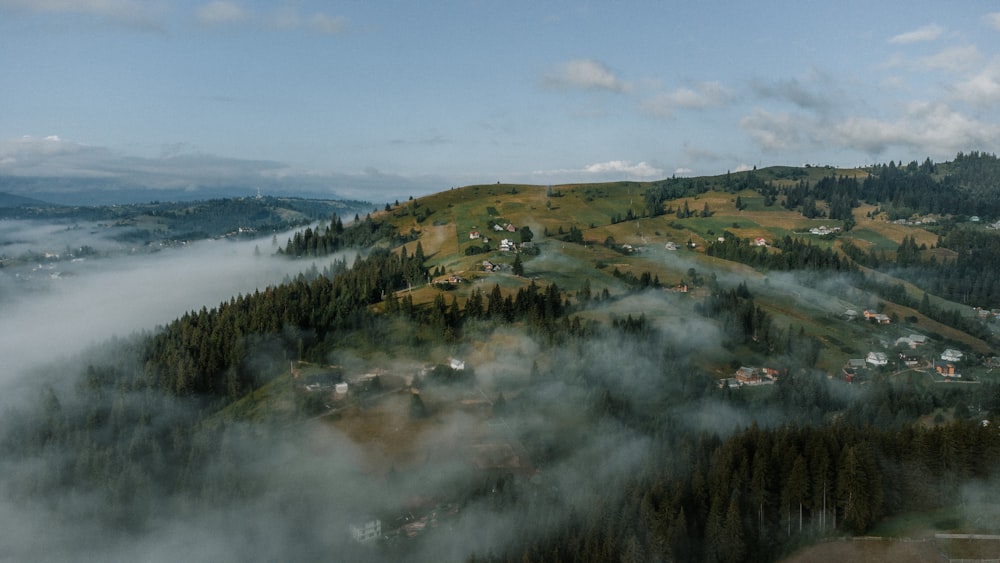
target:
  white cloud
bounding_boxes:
[953,56,1000,105]
[740,108,815,152]
[832,102,1000,157]
[888,24,945,44]
[741,101,1000,159]
[196,0,249,26]
[919,45,982,72]
[984,12,1000,31]
[641,81,729,118]
[194,2,346,34]
[583,160,661,176]
[673,167,693,176]
[309,13,347,34]
[532,160,663,181]
[542,59,631,92]
[0,0,162,30]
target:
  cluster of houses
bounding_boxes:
[807,225,840,236]
[843,342,967,382]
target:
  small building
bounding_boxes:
[735,366,759,384]
[846,358,867,370]
[941,349,964,362]
[349,519,382,543]
[864,310,891,324]
[469,230,481,239]
[866,351,888,366]
[665,242,678,251]
[506,224,516,232]
[335,382,349,394]
[450,358,466,371]
[934,360,961,378]
[754,237,767,247]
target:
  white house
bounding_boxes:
[349,519,382,542]
[450,358,465,371]
[941,349,964,362]
[866,351,888,366]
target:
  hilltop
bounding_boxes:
[5,155,1000,562]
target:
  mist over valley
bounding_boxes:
[2,158,1000,561]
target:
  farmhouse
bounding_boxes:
[349,519,382,543]
[469,230,480,239]
[753,237,767,247]
[863,310,891,324]
[866,351,888,366]
[734,366,778,386]
[941,349,964,362]
[934,360,961,378]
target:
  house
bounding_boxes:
[735,366,759,384]
[499,239,514,252]
[863,310,891,324]
[846,358,867,370]
[335,382,349,394]
[754,237,767,247]
[469,230,481,239]
[934,360,961,377]
[506,223,516,232]
[349,519,382,542]
[450,358,465,371]
[845,309,859,320]
[908,333,927,346]
[665,242,678,251]
[898,353,920,367]
[941,349,964,362]
[493,224,505,232]
[866,351,888,366]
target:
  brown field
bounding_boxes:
[782,538,940,563]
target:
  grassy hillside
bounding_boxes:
[369,166,996,378]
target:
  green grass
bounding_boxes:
[847,228,901,252]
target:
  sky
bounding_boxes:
[2,0,1000,202]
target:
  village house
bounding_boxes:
[934,360,961,378]
[866,351,888,366]
[895,333,927,349]
[941,349,964,362]
[808,225,840,235]
[863,310,891,324]
[349,519,382,543]
[734,366,778,385]
[506,223,516,232]
[753,237,767,247]
[469,230,480,239]
[499,239,515,252]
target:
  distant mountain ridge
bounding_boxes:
[0,191,57,208]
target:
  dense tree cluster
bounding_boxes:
[707,234,856,273]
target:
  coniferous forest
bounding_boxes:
[3,155,1000,562]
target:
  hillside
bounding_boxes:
[4,156,1000,562]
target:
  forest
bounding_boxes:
[2,154,1000,562]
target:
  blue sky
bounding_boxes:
[2,1,1000,201]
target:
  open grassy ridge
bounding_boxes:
[367,166,995,375]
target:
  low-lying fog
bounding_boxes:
[0,220,339,385]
